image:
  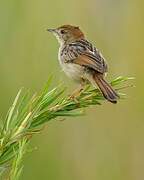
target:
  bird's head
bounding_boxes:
[47,25,84,45]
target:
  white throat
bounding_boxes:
[54,34,65,46]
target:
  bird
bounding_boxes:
[47,25,119,103]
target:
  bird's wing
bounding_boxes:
[65,39,108,74]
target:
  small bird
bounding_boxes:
[47,25,119,103]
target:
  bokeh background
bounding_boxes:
[0,0,143,179]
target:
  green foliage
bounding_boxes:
[0,76,132,179]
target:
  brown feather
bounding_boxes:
[93,73,119,103]
[58,25,85,39]
[73,55,105,73]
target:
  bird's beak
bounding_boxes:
[47,28,56,33]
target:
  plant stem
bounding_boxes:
[0,76,133,179]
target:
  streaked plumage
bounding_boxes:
[60,39,108,74]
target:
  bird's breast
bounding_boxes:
[58,47,84,82]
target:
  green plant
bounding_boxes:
[0,76,133,179]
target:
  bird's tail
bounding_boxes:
[93,74,119,103]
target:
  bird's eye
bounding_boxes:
[60,30,66,34]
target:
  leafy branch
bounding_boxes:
[0,76,133,179]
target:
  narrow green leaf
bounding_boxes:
[5,89,22,131]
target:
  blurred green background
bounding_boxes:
[0,0,143,179]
